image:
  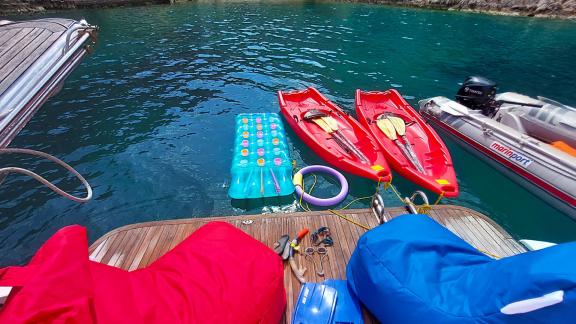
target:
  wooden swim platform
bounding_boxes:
[0,18,97,148]
[89,205,526,322]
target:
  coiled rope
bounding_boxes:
[295,167,445,230]
[383,181,444,214]
[294,168,500,258]
[0,148,92,203]
[296,171,381,230]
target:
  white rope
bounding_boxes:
[0,148,92,203]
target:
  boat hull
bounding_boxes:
[419,97,576,219]
[278,88,391,182]
[355,89,458,198]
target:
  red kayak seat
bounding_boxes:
[0,222,286,323]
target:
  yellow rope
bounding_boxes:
[337,178,383,211]
[297,176,307,211]
[416,205,431,214]
[300,172,446,216]
[296,168,496,258]
[433,191,445,205]
[416,191,445,214]
[295,171,379,229]
[384,181,405,202]
[328,209,371,230]
[339,197,368,210]
[382,181,446,215]
[298,173,318,212]
[477,249,501,259]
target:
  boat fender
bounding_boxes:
[293,172,303,188]
[293,165,348,207]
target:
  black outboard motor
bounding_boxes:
[456,76,500,117]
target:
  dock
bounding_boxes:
[89,205,526,322]
[0,18,97,148]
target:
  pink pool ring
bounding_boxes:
[257,148,265,156]
[293,165,348,207]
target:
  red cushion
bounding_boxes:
[0,222,286,323]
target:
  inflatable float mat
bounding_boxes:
[229,113,294,199]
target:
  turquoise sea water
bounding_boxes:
[2,2,575,266]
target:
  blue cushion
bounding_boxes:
[347,214,576,323]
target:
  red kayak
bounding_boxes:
[355,89,458,197]
[278,88,391,182]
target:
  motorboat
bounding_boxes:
[419,76,576,219]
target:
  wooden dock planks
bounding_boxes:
[0,19,78,96]
[89,205,526,323]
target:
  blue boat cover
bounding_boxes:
[347,214,576,323]
[324,279,364,324]
[292,283,337,324]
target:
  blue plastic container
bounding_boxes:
[228,113,294,199]
[292,283,337,324]
[324,279,364,324]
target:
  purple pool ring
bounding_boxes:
[293,165,349,207]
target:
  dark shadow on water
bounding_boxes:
[231,195,294,211]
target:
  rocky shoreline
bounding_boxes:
[354,0,576,19]
[0,0,168,15]
[1,0,575,18]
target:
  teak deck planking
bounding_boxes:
[0,19,79,96]
[89,205,526,323]
[0,18,93,148]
